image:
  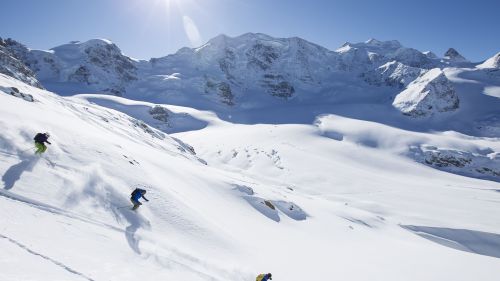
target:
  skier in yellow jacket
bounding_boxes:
[256,273,272,281]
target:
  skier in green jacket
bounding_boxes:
[34,132,51,154]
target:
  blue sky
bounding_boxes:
[1,0,499,61]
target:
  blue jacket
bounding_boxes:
[131,188,147,202]
[257,274,272,281]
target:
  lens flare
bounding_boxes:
[182,16,202,47]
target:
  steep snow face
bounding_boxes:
[393,68,459,117]
[477,52,500,69]
[29,39,138,95]
[390,47,432,68]
[0,38,43,88]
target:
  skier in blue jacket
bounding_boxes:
[256,273,272,281]
[130,188,149,210]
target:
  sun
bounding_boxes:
[157,0,195,11]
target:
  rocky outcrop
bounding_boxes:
[2,39,138,96]
[0,38,43,89]
[0,85,34,102]
[410,145,500,182]
[393,68,459,117]
[149,105,170,122]
[47,39,138,95]
[205,79,234,105]
[444,48,469,63]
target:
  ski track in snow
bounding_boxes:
[0,189,125,235]
[0,233,96,281]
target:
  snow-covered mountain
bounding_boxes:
[0,33,498,133]
[0,37,43,88]
[2,38,137,96]
[0,34,482,109]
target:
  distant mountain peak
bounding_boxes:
[423,51,438,59]
[444,48,468,62]
[363,38,401,48]
[52,38,116,50]
[477,52,500,69]
[365,38,382,45]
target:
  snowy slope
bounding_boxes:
[393,68,459,117]
[478,52,500,69]
[1,73,500,281]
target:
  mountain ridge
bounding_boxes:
[1,33,499,128]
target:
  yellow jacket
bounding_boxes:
[256,274,266,281]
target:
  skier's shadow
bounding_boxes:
[115,206,150,255]
[63,173,150,255]
[2,156,40,190]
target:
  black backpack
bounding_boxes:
[34,133,44,142]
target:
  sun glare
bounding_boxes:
[153,0,204,47]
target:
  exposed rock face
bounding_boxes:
[46,39,138,95]
[0,85,34,102]
[205,79,234,105]
[393,68,459,117]
[149,105,170,122]
[0,38,43,89]
[410,145,500,182]
[246,42,280,71]
[138,34,448,105]
[139,33,338,104]
[444,48,468,62]
[2,39,138,96]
